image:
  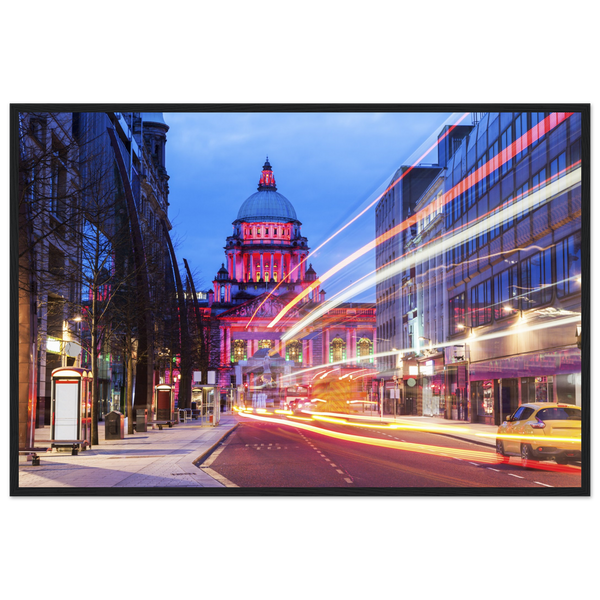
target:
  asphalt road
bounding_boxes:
[199,415,582,489]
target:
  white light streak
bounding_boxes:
[281,167,581,340]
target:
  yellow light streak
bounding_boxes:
[237,411,499,465]
[237,411,581,472]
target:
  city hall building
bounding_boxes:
[206,159,377,406]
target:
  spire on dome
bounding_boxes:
[258,157,277,191]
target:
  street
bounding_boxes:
[200,414,582,488]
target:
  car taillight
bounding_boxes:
[530,418,546,429]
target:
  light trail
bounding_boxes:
[279,165,581,340]
[268,112,574,330]
[237,410,580,473]
[278,311,580,384]
[249,113,470,329]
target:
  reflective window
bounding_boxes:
[449,293,466,335]
[521,248,553,308]
[556,233,582,298]
[537,407,581,421]
[493,265,519,320]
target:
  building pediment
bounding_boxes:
[218,292,301,320]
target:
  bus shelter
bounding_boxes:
[190,385,220,426]
[50,367,92,450]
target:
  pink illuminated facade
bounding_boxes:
[213,158,320,302]
[207,159,376,405]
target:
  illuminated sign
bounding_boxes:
[46,336,62,354]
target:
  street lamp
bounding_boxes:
[418,336,432,351]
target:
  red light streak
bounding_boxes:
[268,112,574,328]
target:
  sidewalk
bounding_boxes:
[18,414,240,489]
[17,412,498,489]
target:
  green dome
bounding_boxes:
[234,158,299,224]
[235,190,298,223]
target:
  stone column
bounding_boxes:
[346,328,353,364]
[250,253,254,281]
[232,252,237,281]
[324,329,330,363]
[269,252,275,281]
[220,327,226,365]
[260,253,264,280]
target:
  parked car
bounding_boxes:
[496,403,581,467]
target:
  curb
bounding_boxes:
[192,422,240,467]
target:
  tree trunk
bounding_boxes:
[91,321,98,446]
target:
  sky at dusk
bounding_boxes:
[163,111,463,300]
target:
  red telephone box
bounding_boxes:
[155,384,174,420]
[51,367,92,449]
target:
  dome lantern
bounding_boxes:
[258,157,277,191]
[234,158,300,224]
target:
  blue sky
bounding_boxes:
[164,111,456,299]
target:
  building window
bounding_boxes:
[258,340,273,350]
[521,248,553,308]
[449,292,465,335]
[556,233,581,298]
[50,162,68,221]
[489,140,500,186]
[502,194,515,231]
[500,125,513,175]
[477,156,486,198]
[514,113,528,162]
[330,337,346,363]
[470,278,492,327]
[30,117,47,144]
[549,151,567,200]
[357,338,373,363]
[231,340,247,363]
[531,166,547,211]
[530,112,546,148]
[493,265,519,320]
[516,182,529,222]
[48,244,64,277]
[286,340,302,363]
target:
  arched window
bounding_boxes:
[286,340,302,363]
[258,340,273,350]
[231,340,247,363]
[330,337,346,363]
[357,338,373,363]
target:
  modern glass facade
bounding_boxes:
[444,111,582,424]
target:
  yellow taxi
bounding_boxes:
[496,403,581,467]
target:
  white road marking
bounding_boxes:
[487,467,499,472]
[469,462,479,466]
[336,469,344,474]
[535,481,554,487]
[330,464,337,467]
[508,473,524,479]
[344,478,353,484]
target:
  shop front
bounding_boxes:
[418,354,445,417]
[470,348,581,426]
[443,346,469,421]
